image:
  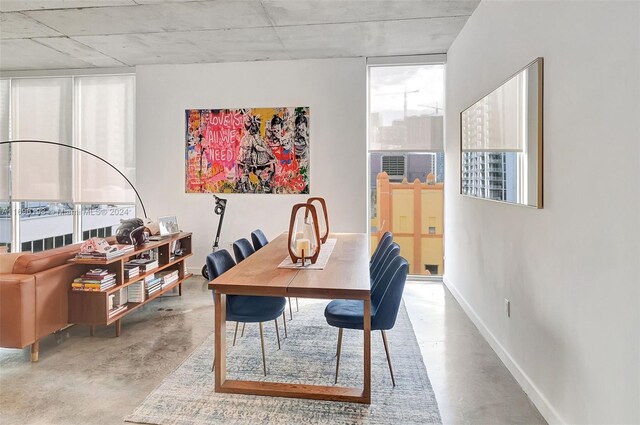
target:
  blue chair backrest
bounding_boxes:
[251,229,269,251]
[233,238,255,263]
[371,242,399,283]
[371,256,409,331]
[371,243,400,290]
[370,232,393,266]
[206,249,236,281]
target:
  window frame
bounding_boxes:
[366,55,446,280]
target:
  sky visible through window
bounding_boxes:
[369,65,445,126]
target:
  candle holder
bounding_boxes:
[306,197,329,243]
[288,203,321,265]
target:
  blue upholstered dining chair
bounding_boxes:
[206,249,287,376]
[324,255,409,386]
[251,229,269,251]
[232,238,255,263]
[371,242,400,285]
[248,230,298,319]
[370,232,393,266]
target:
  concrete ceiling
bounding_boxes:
[0,0,479,71]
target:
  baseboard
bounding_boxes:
[442,275,565,425]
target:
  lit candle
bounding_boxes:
[296,238,310,257]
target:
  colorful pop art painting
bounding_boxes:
[185,107,310,194]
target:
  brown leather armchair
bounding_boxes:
[0,244,84,361]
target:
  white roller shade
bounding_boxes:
[10,78,73,201]
[0,80,10,201]
[369,64,445,152]
[461,69,529,152]
[74,75,135,204]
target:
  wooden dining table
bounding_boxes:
[208,232,372,404]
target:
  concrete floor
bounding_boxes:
[403,283,546,424]
[0,278,545,425]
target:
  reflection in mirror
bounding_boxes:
[460,58,543,208]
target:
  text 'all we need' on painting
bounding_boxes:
[185,107,310,194]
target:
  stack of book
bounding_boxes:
[157,270,179,289]
[71,269,116,292]
[126,258,159,273]
[108,287,129,317]
[108,303,128,318]
[127,281,145,303]
[75,244,134,260]
[145,274,163,297]
[124,264,140,280]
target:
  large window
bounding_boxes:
[368,60,445,276]
[0,74,136,253]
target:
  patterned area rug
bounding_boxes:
[126,299,441,424]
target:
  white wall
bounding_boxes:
[444,1,639,424]
[136,58,366,273]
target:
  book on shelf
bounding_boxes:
[75,244,134,260]
[113,287,128,306]
[145,277,162,288]
[71,271,116,291]
[108,304,128,318]
[126,258,159,273]
[145,276,163,296]
[127,281,145,303]
[74,272,115,281]
[71,282,116,292]
[124,269,139,280]
[156,270,179,288]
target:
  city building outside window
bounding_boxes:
[368,59,445,276]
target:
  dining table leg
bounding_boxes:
[363,297,371,403]
[214,292,227,391]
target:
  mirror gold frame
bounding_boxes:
[460,57,543,208]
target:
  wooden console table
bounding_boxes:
[68,232,193,336]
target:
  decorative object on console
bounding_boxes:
[185,107,310,194]
[306,197,329,243]
[142,218,160,236]
[76,238,135,260]
[287,203,321,266]
[115,218,148,245]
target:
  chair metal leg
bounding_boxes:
[259,322,267,376]
[296,297,299,312]
[288,297,293,320]
[335,328,343,384]
[381,330,396,387]
[232,322,239,347]
[282,311,288,338]
[211,354,215,372]
[241,322,246,337]
[274,319,281,350]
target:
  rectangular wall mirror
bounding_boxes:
[460,57,543,208]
